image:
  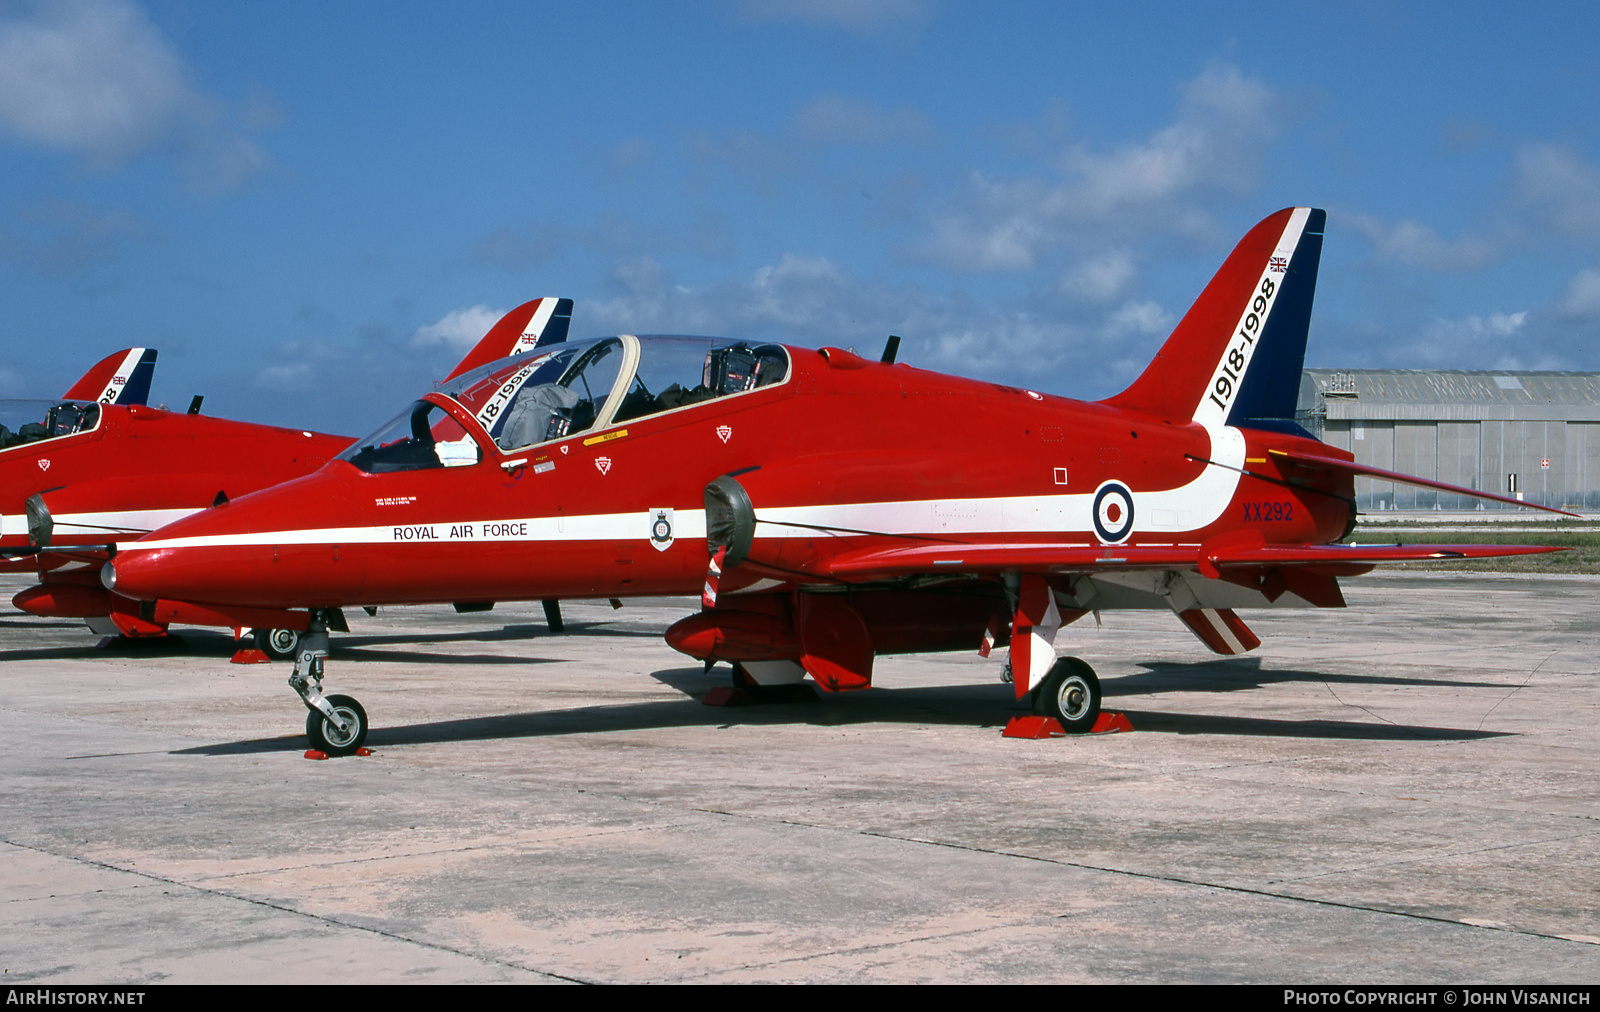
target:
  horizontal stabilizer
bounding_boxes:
[62,348,157,405]
[1269,448,1580,518]
[817,543,1198,579]
[1202,542,1564,576]
[1177,608,1261,655]
[812,539,1564,583]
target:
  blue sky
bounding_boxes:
[3,0,1599,435]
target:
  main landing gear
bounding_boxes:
[1031,656,1102,734]
[287,609,368,755]
[255,627,301,661]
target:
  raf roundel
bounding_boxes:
[1091,480,1135,545]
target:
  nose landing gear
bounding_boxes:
[306,694,368,754]
[287,609,369,755]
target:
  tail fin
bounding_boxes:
[442,297,574,382]
[62,348,158,405]
[1104,208,1324,432]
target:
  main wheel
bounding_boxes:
[1032,657,1101,734]
[306,694,368,755]
[256,627,302,661]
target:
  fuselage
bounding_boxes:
[105,336,1354,613]
[1,400,350,563]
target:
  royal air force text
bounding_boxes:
[392,522,528,541]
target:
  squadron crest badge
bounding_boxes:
[648,508,674,551]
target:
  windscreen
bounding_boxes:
[0,399,101,450]
[337,400,481,473]
[437,337,627,452]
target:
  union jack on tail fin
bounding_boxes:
[62,348,158,405]
[442,297,575,382]
[1105,207,1325,434]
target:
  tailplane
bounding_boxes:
[1104,207,1324,433]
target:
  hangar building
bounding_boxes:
[1295,369,1600,512]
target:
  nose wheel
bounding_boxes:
[1032,656,1101,734]
[287,609,369,755]
[306,694,368,754]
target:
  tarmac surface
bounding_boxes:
[2,570,1598,984]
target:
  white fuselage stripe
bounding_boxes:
[117,428,1247,552]
[1,507,200,539]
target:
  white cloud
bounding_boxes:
[1389,311,1552,370]
[1105,300,1173,337]
[1558,267,1600,320]
[581,252,1180,401]
[1062,250,1137,302]
[919,64,1281,273]
[1345,212,1495,272]
[794,93,932,146]
[1065,64,1274,210]
[0,0,198,161]
[1432,311,1527,340]
[257,361,314,391]
[1513,143,1600,237]
[408,305,505,350]
[0,0,272,187]
[923,174,1050,272]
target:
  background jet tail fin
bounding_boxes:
[1103,208,1324,430]
[442,297,574,382]
[62,348,158,405]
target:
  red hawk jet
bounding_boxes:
[5,297,573,653]
[101,210,1567,754]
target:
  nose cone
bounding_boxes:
[110,467,363,609]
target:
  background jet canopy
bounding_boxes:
[0,399,101,450]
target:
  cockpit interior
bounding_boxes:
[0,400,102,451]
[337,336,789,474]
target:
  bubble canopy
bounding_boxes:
[337,335,790,474]
[0,399,102,452]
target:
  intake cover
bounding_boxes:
[25,493,52,548]
[704,474,755,567]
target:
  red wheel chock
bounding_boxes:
[1004,716,1063,738]
[1091,712,1133,734]
[1003,712,1133,738]
[302,747,372,760]
[231,647,271,664]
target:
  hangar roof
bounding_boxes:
[1299,369,1600,422]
